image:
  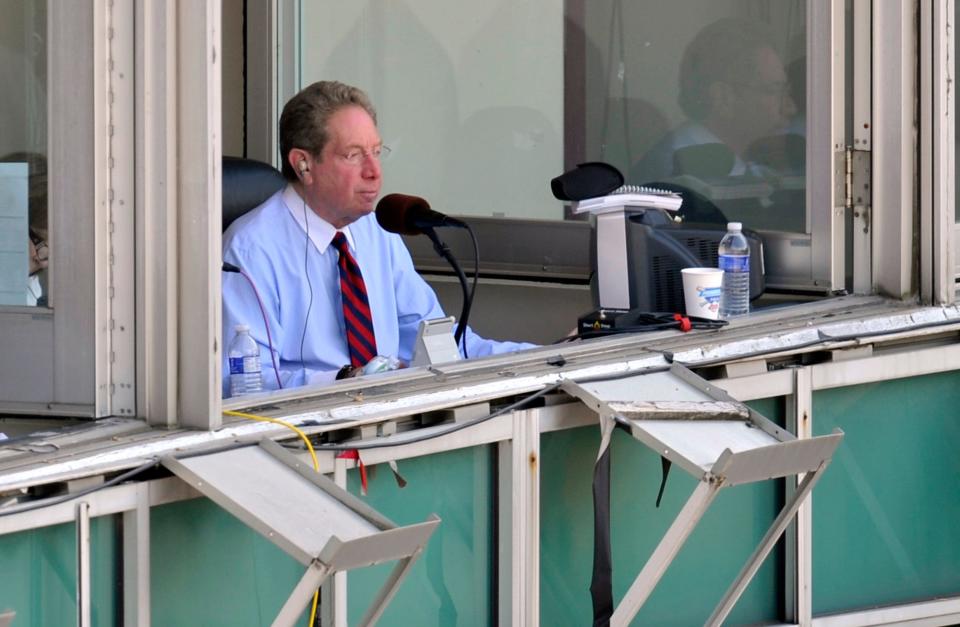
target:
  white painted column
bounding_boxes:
[808,0,846,291]
[122,483,151,626]
[919,0,955,304]
[498,408,540,625]
[872,0,918,299]
[137,2,222,428]
[785,367,814,626]
[76,501,92,627]
[321,459,349,627]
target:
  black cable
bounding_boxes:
[559,312,728,343]
[222,263,283,389]
[423,227,472,357]
[0,459,158,518]
[590,443,614,625]
[299,197,315,377]
[461,223,480,356]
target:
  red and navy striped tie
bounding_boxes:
[331,232,378,367]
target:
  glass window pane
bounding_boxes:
[579,2,806,233]
[347,447,493,624]
[300,1,806,234]
[812,372,960,614]
[0,0,48,307]
[300,2,564,220]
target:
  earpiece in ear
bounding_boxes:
[298,161,309,174]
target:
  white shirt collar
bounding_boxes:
[282,184,356,254]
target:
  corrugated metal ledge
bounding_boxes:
[1,296,958,494]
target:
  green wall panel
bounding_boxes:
[346,445,493,626]
[150,498,305,626]
[812,371,960,615]
[0,517,119,626]
[540,397,784,626]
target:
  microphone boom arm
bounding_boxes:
[423,227,474,355]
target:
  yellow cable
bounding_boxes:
[223,408,322,625]
[223,409,319,471]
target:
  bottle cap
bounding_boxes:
[727,222,742,231]
[234,324,250,332]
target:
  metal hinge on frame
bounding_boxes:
[836,147,872,234]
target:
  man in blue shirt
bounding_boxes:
[222,81,534,395]
[631,18,798,184]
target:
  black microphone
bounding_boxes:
[376,193,467,235]
[375,193,477,356]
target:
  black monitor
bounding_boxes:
[591,208,764,314]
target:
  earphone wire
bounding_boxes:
[299,195,314,379]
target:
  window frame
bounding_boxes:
[135,1,223,428]
[0,0,227,426]
[0,0,129,418]
[921,0,955,302]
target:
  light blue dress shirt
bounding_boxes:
[222,185,535,396]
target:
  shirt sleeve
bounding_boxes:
[222,241,338,397]
[384,233,538,362]
[461,326,538,358]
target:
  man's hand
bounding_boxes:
[335,364,362,380]
[28,237,49,276]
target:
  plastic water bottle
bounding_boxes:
[718,222,750,318]
[228,324,263,397]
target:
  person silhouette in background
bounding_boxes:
[1,152,48,306]
[631,18,798,185]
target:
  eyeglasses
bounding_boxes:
[338,145,391,167]
[733,80,793,104]
[30,229,48,259]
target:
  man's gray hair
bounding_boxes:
[278,81,378,181]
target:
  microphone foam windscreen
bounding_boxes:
[376,193,430,235]
[550,161,624,201]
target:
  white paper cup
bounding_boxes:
[681,268,724,320]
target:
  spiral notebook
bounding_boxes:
[572,185,683,215]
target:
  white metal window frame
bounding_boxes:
[0,1,224,426]
[920,0,956,301]
[135,2,223,429]
[873,1,917,299]
[809,0,846,293]
[850,0,873,295]
[0,0,135,418]
[759,1,848,294]
[876,0,955,306]
[245,0,299,167]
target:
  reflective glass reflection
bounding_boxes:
[0,1,48,306]
[300,1,564,220]
[299,2,806,232]
[580,2,807,233]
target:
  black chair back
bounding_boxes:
[222,156,286,232]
